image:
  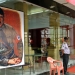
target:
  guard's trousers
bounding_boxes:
[63,54,69,73]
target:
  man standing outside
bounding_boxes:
[61,37,70,74]
[0,8,23,66]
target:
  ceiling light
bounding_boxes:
[66,0,75,5]
[50,6,55,8]
[66,12,70,14]
[0,0,6,3]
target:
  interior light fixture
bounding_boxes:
[27,11,43,15]
[66,12,70,14]
[0,0,6,3]
[50,6,55,8]
[66,0,75,5]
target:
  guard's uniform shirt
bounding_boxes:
[0,24,23,66]
[61,42,70,54]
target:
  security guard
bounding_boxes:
[61,37,70,74]
[0,8,23,66]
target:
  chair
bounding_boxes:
[47,57,64,75]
